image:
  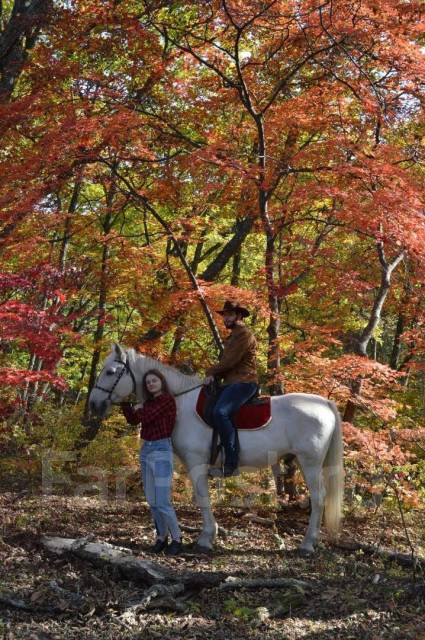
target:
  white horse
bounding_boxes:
[88,344,344,554]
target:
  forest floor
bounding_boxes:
[0,488,424,640]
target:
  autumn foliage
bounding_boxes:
[0,0,424,506]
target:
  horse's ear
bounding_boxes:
[113,343,126,361]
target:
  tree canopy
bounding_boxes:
[1,0,425,506]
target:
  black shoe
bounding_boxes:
[150,537,168,553]
[165,539,183,556]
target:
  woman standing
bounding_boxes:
[121,369,182,556]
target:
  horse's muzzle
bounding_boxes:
[89,398,108,418]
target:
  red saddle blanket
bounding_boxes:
[195,387,272,430]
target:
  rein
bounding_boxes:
[174,383,204,397]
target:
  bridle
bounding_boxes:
[93,356,137,404]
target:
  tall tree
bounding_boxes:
[143,0,425,393]
[0,0,52,101]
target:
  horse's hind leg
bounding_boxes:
[296,455,325,554]
[272,456,297,500]
[187,461,218,551]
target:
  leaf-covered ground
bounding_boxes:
[0,490,424,640]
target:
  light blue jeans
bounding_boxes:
[140,438,181,541]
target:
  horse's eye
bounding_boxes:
[106,368,116,376]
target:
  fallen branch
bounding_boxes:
[219,576,310,591]
[0,591,36,612]
[120,583,186,623]
[242,513,277,526]
[180,570,224,589]
[180,523,247,539]
[0,583,83,614]
[336,540,425,570]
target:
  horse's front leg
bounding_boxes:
[186,459,217,551]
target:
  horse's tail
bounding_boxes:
[323,401,344,539]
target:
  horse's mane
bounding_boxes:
[126,348,202,398]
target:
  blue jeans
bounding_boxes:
[140,438,181,541]
[212,382,258,468]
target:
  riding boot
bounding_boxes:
[223,464,240,477]
[209,438,239,477]
[225,436,240,476]
[208,443,225,477]
[222,437,239,476]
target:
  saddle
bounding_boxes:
[195,385,271,430]
[196,383,272,469]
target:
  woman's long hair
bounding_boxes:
[142,368,172,401]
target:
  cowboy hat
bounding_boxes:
[217,300,250,318]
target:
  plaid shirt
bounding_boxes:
[121,393,176,441]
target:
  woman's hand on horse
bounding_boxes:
[203,375,214,386]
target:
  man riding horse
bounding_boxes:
[204,300,258,477]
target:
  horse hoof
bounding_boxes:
[298,547,315,557]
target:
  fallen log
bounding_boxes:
[42,536,171,585]
[41,536,226,591]
[40,536,316,615]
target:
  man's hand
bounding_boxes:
[203,375,214,386]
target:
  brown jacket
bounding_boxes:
[207,322,258,385]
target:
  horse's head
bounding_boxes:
[88,344,136,419]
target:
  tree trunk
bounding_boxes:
[390,312,404,370]
[255,115,283,395]
[0,0,52,103]
[230,248,241,286]
[80,176,117,430]
[342,377,363,423]
[82,220,111,423]
[343,243,405,423]
[58,178,81,272]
